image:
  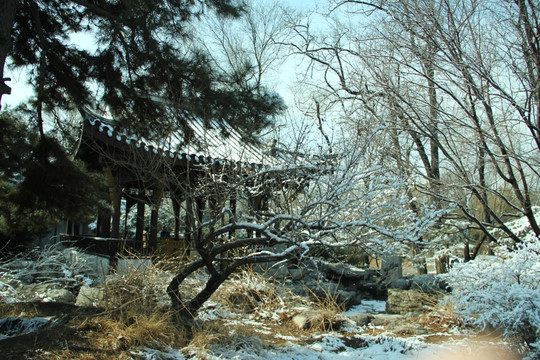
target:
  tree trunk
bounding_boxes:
[435,254,449,274]
[463,242,471,262]
[0,0,19,109]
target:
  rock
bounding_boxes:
[262,264,292,281]
[291,310,341,330]
[0,277,20,289]
[409,274,449,293]
[350,293,365,306]
[323,262,368,281]
[16,274,35,285]
[287,268,304,281]
[0,317,51,337]
[75,286,105,307]
[389,278,410,290]
[311,283,356,307]
[310,282,341,300]
[386,289,437,314]
[338,290,357,308]
[45,289,76,303]
[370,313,406,327]
[380,256,403,285]
[393,324,430,336]
[17,284,75,303]
[348,313,374,326]
[17,284,56,302]
[64,249,110,282]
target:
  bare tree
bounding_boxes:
[164,130,445,319]
[196,0,295,90]
[287,0,540,253]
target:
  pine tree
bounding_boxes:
[0,0,285,240]
[1,0,284,138]
[0,111,108,245]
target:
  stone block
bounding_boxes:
[386,289,436,314]
[76,286,105,307]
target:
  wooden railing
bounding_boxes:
[60,234,187,259]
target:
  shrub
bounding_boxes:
[445,239,540,354]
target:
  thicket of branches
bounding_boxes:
[286,0,540,255]
[163,132,444,319]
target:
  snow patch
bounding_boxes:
[0,317,52,339]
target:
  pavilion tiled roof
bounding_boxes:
[79,107,278,169]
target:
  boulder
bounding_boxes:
[387,274,450,293]
[323,262,369,281]
[393,324,430,336]
[385,289,436,315]
[388,278,410,290]
[309,283,346,303]
[409,274,449,293]
[291,310,343,331]
[44,289,76,303]
[16,284,56,302]
[348,313,375,327]
[75,286,105,307]
[63,249,109,282]
[380,256,403,285]
[0,317,51,337]
[370,313,406,327]
[287,267,304,281]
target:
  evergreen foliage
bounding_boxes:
[4,0,284,139]
[0,0,285,241]
[0,111,108,245]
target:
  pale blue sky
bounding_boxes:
[1,0,326,110]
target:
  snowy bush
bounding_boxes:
[445,239,540,352]
[0,245,94,302]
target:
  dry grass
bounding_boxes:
[216,268,350,334]
[297,281,348,333]
[102,255,172,320]
[211,267,283,314]
[412,293,464,333]
[0,302,41,318]
[61,255,187,356]
[187,319,266,357]
[78,312,186,351]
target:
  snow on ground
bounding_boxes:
[345,299,386,315]
[134,334,518,360]
[0,246,529,359]
[0,316,52,340]
[132,298,520,360]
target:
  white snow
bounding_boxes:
[345,300,386,315]
[133,332,522,360]
[0,317,52,340]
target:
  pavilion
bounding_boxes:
[66,107,280,255]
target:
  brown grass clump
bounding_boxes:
[189,321,230,350]
[211,267,282,314]
[101,254,173,323]
[413,294,463,334]
[303,283,348,332]
[187,320,265,355]
[72,255,187,354]
[78,312,185,351]
[0,302,41,318]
